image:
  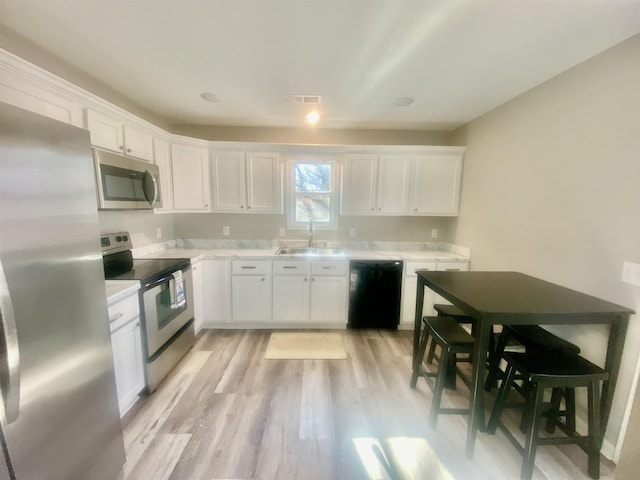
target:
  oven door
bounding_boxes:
[141,267,194,358]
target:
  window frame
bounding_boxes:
[286,157,340,230]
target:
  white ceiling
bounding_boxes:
[2,1,640,131]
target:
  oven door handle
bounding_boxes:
[143,268,189,290]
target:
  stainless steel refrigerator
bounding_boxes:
[0,103,126,479]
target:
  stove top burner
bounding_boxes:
[101,231,190,285]
[107,257,191,284]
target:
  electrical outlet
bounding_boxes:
[621,261,640,287]
[279,227,286,237]
[431,228,438,239]
[156,227,162,239]
[223,226,230,236]
[349,227,356,238]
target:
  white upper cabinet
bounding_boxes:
[153,138,173,213]
[86,109,154,162]
[412,153,463,216]
[340,154,378,215]
[341,153,412,215]
[211,151,281,213]
[377,154,413,214]
[171,143,210,211]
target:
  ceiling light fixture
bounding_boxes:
[393,96,414,107]
[200,92,221,103]
[306,111,320,125]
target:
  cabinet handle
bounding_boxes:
[247,206,251,210]
[127,148,132,153]
[283,266,297,269]
[321,266,336,270]
[261,277,265,282]
[109,312,124,322]
[305,278,308,282]
[119,145,124,151]
[241,266,257,269]
[414,208,418,212]
[378,207,381,211]
[241,205,245,209]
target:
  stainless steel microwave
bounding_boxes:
[93,149,162,210]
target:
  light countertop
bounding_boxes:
[105,280,140,304]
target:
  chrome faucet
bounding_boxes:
[308,218,314,247]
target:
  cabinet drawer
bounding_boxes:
[311,260,348,276]
[232,260,271,275]
[273,260,310,275]
[437,261,469,272]
[405,261,438,276]
[108,293,140,332]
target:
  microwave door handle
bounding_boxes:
[0,259,20,424]
[142,170,159,206]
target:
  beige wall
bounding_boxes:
[98,211,175,248]
[451,34,640,462]
[170,124,451,146]
[173,213,456,243]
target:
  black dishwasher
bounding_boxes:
[348,260,404,329]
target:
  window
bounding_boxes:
[288,160,338,229]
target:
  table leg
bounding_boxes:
[466,318,492,458]
[600,316,629,435]
[412,279,425,374]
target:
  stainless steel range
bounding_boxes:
[102,232,194,392]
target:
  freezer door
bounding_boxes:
[0,103,125,479]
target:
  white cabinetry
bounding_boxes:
[341,153,412,215]
[342,148,464,217]
[153,137,173,212]
[108,290,144,417]
[86,109,154,162]
[272,259,347,326]
[201,259,232,326]
[309,260,348,325]
[272,260,311,323]
[211,151,281,213]
[192,260,204,334]
[171,142,210,211]
[231,260,272,323]
[412,153,463,215]
[401,261,438,327]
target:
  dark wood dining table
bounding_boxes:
[412,271,634,458]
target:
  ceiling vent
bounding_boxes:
[283,94,322,105]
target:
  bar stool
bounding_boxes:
[410,316,474,427]
[484,325,581,392]
[427,304,476,365]
[487,350,609,480]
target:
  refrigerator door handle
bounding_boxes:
[0,260,20,423]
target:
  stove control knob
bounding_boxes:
[116,235,122,242]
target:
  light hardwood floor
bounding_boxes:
[121,329,615,480]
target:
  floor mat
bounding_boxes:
[264,332,347,359]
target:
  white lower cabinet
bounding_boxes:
[108,291,144,417]
[401,261,438,327]
[201,259,232,325]
[192,260,204,333]
[272,259,348,326]
[232,260,272,323]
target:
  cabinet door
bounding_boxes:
[86,109,123,153]
[202,260,231,324]
[246,152,281,213]
[171,143,210,211]
[412,154,463,215]
[310,276,347,324]
[377,154,412,214]
[341,154,377,215]
[192,261,204,334]
[232,275,271,323]
[401,262,438,325]
[211,151,246,212]
[123,124,154,162]
[273,276,310,322]
[153,138,173,212]
[111,319,144,416]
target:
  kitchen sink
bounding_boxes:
[276,247,345,256]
